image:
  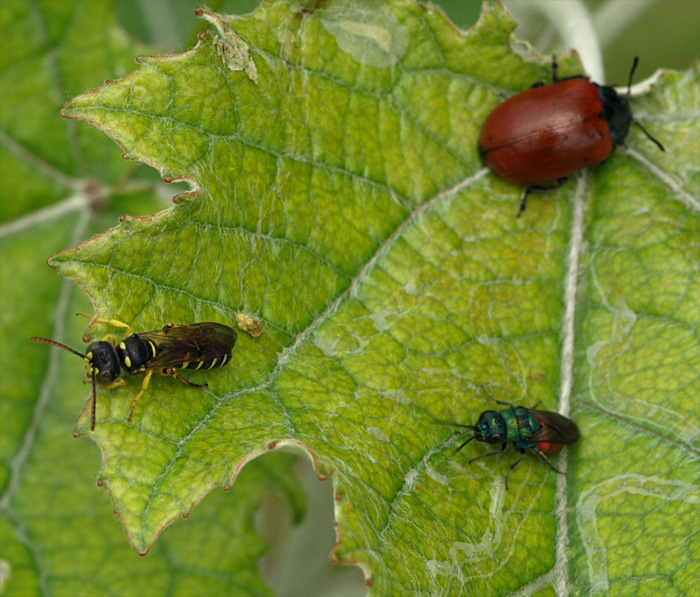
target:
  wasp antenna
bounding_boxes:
[454,434,478,453]
[90,371,97,431]
[31,337,86,359]
[432,418,473,429]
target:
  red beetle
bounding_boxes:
[479,57,664,216]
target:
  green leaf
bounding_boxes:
[3,0,699,595]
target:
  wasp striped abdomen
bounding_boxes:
[180,351,233,371]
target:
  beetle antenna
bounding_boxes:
[631,119,665,151]
[626,56,640,99]
[31,337,86,359]
[623,57,665,152]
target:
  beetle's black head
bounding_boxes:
[597,57,665,151]
[597,84,632,146]
[475,410,507,444]
[85,341,121,385]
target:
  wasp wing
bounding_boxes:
[137,323,237,369]
[529,410,580,445]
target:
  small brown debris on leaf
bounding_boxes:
[236,313,263,339]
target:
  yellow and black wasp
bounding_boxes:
[31,313,238,429]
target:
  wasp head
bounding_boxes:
[85,341,121,385]
[473,410,507,444]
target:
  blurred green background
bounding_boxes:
[116,0,699,81]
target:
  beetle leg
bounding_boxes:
[76,312,134,336]
[549,55,583,84]
[531,445,565,474]
[127,370,153,422]
[165,368,208,389]
[518,177,567,217]
[530,55,560,88]
[550,54,559,82]
[518,190,530,217]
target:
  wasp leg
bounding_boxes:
[164,368,208,389]
[76,391,96,431]
[531,446,565,474]
[103,378,125,390]
[127,370,153,422]
[77,376,126,430]
[76,312,134,336]
[468,442,507,465]
[504,450,527,490]
[479,386,515,408]
[81,377,124,390]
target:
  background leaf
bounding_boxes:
[1,0,698,595]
